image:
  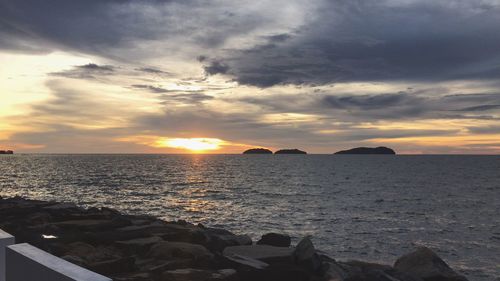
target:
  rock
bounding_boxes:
[89,256,136,275]
[148,241,214,261]
[237,263,310,281]
[334,146,396,155]
[223,245,294,264]
[394,247,468,281]
[322,261,349,281]
[64,241,96,258]
[274,149,307,154]
[116,236,163,254]
[223,253,269,269]
[293,236,321,273]
[214,269,238,279]
[257,233,291,247]
[55,219,129,231]
[113,272,151,281]
[146,259,194,275]
[161,268,238,281]
[243,148,273,154]
[61,255,87,267]
[294,236,315,262]
[203,228,253,252]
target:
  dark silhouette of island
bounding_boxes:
[334,146,396,155]
[275,149,307,154]
[243,148,273,154]
[0,150,14,154]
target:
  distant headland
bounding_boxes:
[243,148,273,154]
[0,150,14,154]
[274,149,307,154]
[334,146,396,155]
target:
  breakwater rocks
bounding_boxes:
[0,197,468,281]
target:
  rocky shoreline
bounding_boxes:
[0,196,468,281]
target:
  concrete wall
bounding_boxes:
[0,229,15,281]
[6,243,111,281]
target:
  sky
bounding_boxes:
[0,0,499,154]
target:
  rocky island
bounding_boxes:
[274,149,307,154]
[334,146,396,155]
[0,196,468,281]
[0,150,14,154]
[243,148,273,154]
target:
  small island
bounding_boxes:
[243,148,273,154]
[0,150,14,154]
[334,146,396,155]
[275,149,307,154]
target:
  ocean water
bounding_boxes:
[0,154,498,280]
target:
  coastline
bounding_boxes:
[0,196,468,281]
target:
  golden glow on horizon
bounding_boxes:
[157,138,224,152]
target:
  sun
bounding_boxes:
[158,138,224,152]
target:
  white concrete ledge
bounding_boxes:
[0,229,15,281]
[6,243,111,281]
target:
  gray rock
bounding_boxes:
[89,256,136,275]
[148,241,214,261]
[160,268,238,281]
[116,236,163,254]
[294,236,315,262]
[322,261,349,281]
[223,245,294,264]
[223,252,269,269]
[257,233,291,247]
[394,247,468,281]
[293,236,321,272]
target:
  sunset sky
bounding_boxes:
[1,0,499,154]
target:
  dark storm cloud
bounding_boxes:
[0,0,185,55]
[50,63,115,79]
[0,0,282,60]
[203,60,230,75]
[205,1,500,87]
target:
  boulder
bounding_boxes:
[394,247,468,281]
[116,236,163,254]
[223,245,294,264]
[148,241,214,261]
[55,219,128,231]
[203,228,253,252]
[257,233,291,247]
[89,256,136,275]
[294,236,315,262]
[322,261,349,281]
[161,268,238,281]
[293,236,321,272]
[64,241,96,258]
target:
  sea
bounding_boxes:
[0,154,498,280]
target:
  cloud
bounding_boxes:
[0,0,309,61]
[135,67,171,75]
[203,0,500,87]
[203,60,230,75]
[234,90,500,121]
[131,84,170,93]
[50,63,115,79]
